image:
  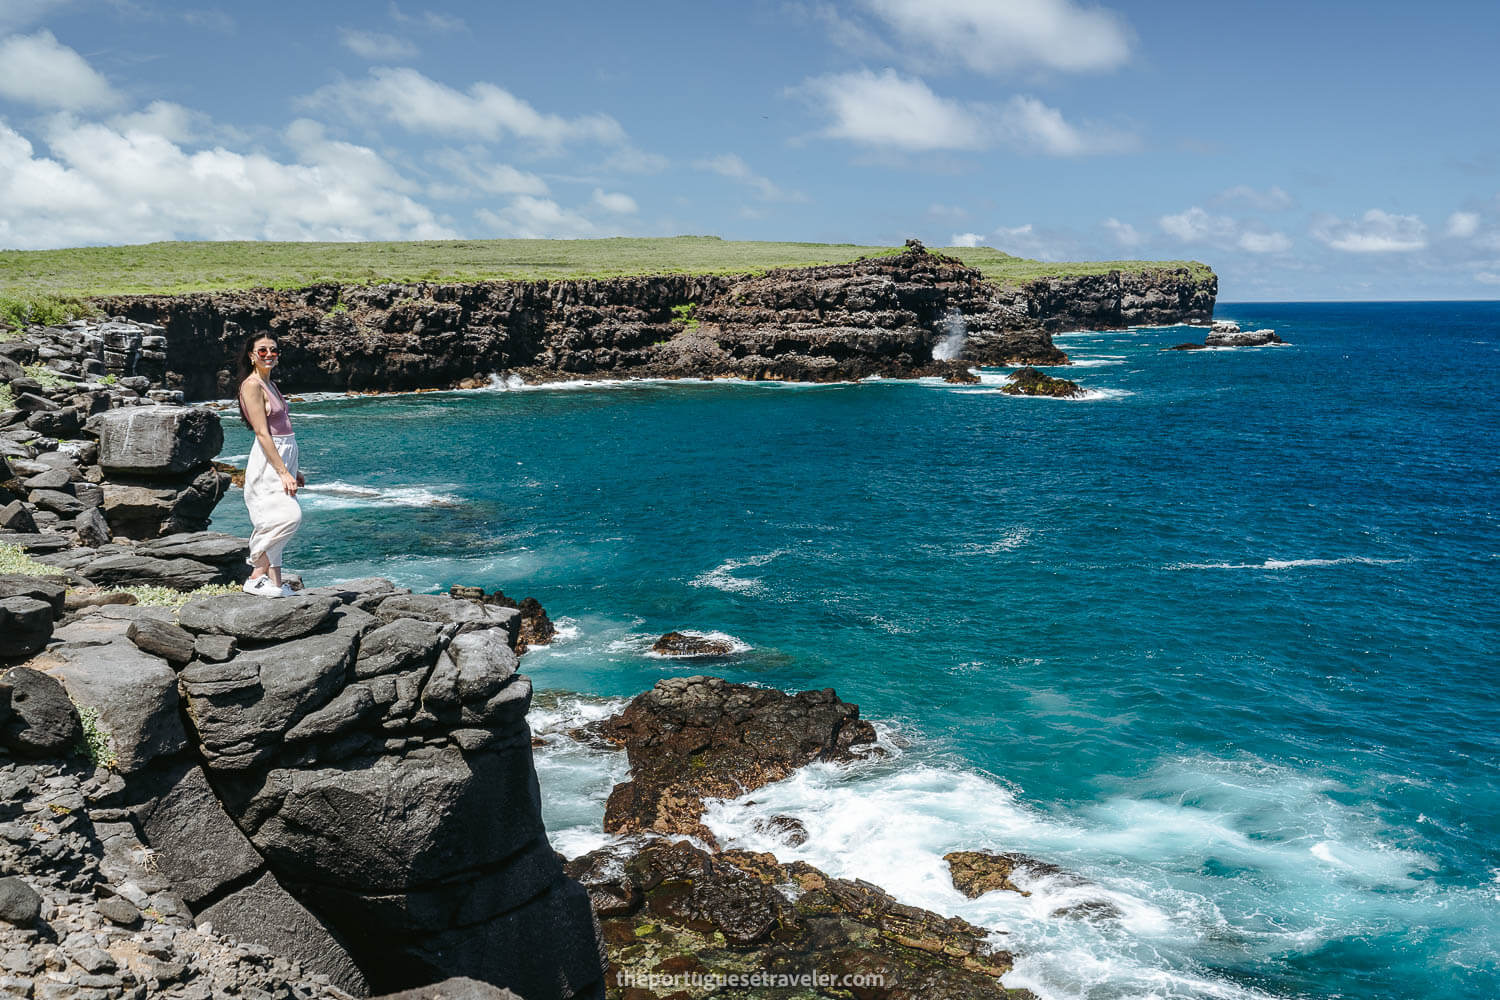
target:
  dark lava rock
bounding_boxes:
[566,840,1032,1000]
[650,630,736,658]
[1000,366,1083,398]
[0,876,42,927]
[177,593,338,642]
[0,666,81,755]
[95,894,142,927]
[944,850,1071,899]
[1205,327,1284,347]
[370,978,525,1000]
[449,585,555,650]
[0,500,37,533]
[1169,342,1208,351]
[0,572,68,617]
[93,405,223,476]
[0,595,53,659]
[127,617,197,666]
[600,675,879,845]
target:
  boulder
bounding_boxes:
[600,676,879,844]
[0,666,81,755]
[20,467,71,491]
[126,617,197,666]
[0,877,42,927]
[0,500,36,533]
[0,595,53,659]
[28,635,187,773]
[650,630,737,657]
[27,487,84,518]
[94,405,224,476]
[354,618,446,679]
[73,504,112,547]
[1205,327,1284,347]
[944,850,1071,898]
[371,979,524,1000]
[100,468,230,540]
[178,593,338,642]
[134,530,248,567]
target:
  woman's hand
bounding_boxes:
[280,470,299,496]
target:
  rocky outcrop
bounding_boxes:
[649,631,736,658]
[1001,367,1083,398]
[89,244,1216,397]
[566,839,1035,1000]
[448,586,556,652]
[8,582,605,998]
[596,676,879,846]
[1172,320,1285,350]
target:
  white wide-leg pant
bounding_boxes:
[244,433,301,569]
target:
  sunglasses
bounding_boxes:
[254,347,280,356]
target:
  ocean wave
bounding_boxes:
[298,481,463,509]
[480,373,856,392]
[688,550,788,595]
[1166,556,1404,571]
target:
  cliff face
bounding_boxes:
[94,245,1216,399]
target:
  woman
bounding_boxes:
[237,334,304,598]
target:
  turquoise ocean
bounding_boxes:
[216,302,1499,1000]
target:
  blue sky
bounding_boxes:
[1,0,1497,300]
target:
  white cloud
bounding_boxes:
[693,153,806,202]
[110,100,202,144]
[1160,207,1237,243]
[1446,211,1480,239]
[949,232,985,247]
[0,114,455,249]
[1238,230,1292,254]
[305,68,625,149]
[477,196,607,239]
[388,2,464,31]
[1311,209,1427,252]
[1476,271,1500,285]
[0,30,119,111]
[797,69,1132,155]
[1217,184,1293,211]
[599,145,670,174]
[859,0,1132,74]
[428,149,548,197]
[797,70,985,151]
[338,28,419,60]
[1102,217,1142,247]
[591,188,637,214]
[995,95,1136,155]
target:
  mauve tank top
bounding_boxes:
[263,380,293,436]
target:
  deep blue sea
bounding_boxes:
[217,303,1499,1000]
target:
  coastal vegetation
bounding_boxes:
[0,236,1211,329]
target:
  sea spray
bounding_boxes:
[933,309,968,360]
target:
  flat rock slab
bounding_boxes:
[375,593,520,643]
[0,574,67,617]
[0,595,53,659]
[179,593,338,642]
[371,979,524,1000]
[80,553,221,590]
[134,530,249,565]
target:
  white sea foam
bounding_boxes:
[1055,357,1126,368]
[298,481,462,509]
[218,453,249,465]
[688,550,787,595]
[959,526,1033,555]
[1167,556,1404,571]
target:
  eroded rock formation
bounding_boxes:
[90,244,1216,397]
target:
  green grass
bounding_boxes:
[945,246,1214,286]
[0,383,12,412]
[74,703,118,770]
[21,364,66,388]
[0,237,1211,306]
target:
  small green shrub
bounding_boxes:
[670,302,699,331]
[0,294,92,333]
[110,582,240,609]
[0,544,55,576]
[99,374,117,386]
[21,364,66,388]
[74,704,118,769]
[326,301,349,317]
[0,384,12,412]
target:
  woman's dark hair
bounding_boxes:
[235,334,277,428]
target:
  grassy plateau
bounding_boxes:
[0,236,1211,330]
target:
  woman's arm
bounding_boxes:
[239,380,299,496]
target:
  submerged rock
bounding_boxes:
[599,675,879,845]
[566,839,1034,1000]
[944,850,1071,898]
[1001,366,1084,398]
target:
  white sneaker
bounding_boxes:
[242,576,282,599]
